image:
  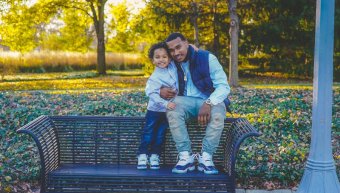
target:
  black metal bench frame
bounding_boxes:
[17,115,260,193]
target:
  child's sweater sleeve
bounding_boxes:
[145,78,169,110]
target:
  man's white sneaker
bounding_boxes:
[149,154,160,169]
[172,151,195,174]
[137,154,148,169]
[197,152,219,174]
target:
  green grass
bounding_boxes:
[0,70,147,92]
[1,71,339,92]
[1,72,339,192]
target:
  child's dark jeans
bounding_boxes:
[138,110,168,155]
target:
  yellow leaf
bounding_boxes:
[4,186,11,193]
[5,176,12,182]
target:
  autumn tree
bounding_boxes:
[0,0,47,52]
[106,1,134,52]
[41,9,94,52]
[39,0,108,74]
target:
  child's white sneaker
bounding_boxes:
[149,154,160,169]
[137,154,148,169]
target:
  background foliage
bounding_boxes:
[0,0,339,79]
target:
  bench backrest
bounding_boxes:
[50,116,233,166]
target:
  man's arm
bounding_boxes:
[206,54,230,105]
[198,54,230,125]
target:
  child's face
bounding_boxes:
[152,48,170,68]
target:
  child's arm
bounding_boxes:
[145,78,171,110]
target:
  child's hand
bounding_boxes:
[167,102,176,110]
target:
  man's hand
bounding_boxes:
[167,102,176,110]
[198,103,211,125]
[160,87,176,100]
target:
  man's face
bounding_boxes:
[166,37,189,63]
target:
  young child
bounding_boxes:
[137,42,177,170]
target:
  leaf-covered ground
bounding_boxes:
[0,70,146,91]
[0,86,339,192]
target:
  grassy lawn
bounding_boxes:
[0,70,147,93]
[1,70,339,92]
[0,71,339,192]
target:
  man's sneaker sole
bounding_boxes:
[172,165,195,174]
[197,165,218,174]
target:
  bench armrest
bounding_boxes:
[223,118,261,176]
[16,115,60,192]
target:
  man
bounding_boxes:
[160,32,230,174]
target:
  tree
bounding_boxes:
[0,1,44,52]
[40,0,108,74]
[228,0,239,87]
[41,9,94,52]
[237,0,316,77]
[146,0,205,46]
[106,1,134,52]
[87,0,108,75]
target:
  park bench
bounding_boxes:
[17,115,260,193]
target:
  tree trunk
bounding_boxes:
[212,1,219,56]
[228,0,239,87]
[191,2,199,47]
[97,1,106,75]
[89,0,106,75]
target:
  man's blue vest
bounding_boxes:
[175,46,231,112]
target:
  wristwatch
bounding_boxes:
[205,99,212,106]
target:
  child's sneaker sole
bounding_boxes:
[137,165,147,170]
[150,165,160,170]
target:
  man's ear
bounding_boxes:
[189,44,199,51]
[185,40,189,49]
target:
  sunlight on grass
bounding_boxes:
[244,83,340,90]
[45,88,145,94]
[0,76,147,91]
[1,71,339,92]
[1,70,144,81]
[244,84,313,90]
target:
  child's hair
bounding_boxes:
[148,42,170,59]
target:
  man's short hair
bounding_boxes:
[148,42,170,59]
[165,32,187,42]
